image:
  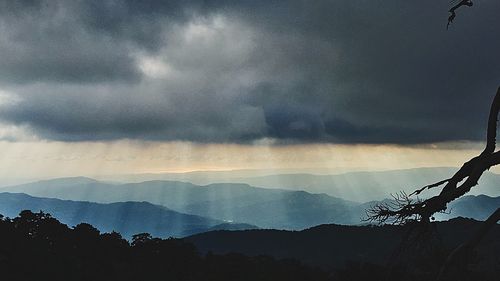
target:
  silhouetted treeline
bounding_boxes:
[0,210,333,281]
[0,210,498,281]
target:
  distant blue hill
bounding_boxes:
[94,167,500,201]
[434,194,500,221]
[219,167,500,201]
[0,192,257,239]
[1,177,360,229]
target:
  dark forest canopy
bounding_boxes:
[0,210,332,281]
[1,210,499,281]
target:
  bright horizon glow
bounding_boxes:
[0,139,494,184]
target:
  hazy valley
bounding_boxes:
[1,167,499,238]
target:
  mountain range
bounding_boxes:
[0,178,360,229]
[1,173,499,234]
[92,167,500,202]
[0,192,258,239]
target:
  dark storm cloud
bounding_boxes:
[0,0,499,143]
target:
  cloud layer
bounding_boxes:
[0,0,499,144]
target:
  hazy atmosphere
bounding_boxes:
[0,1,499,280]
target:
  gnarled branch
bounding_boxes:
[447,0,474,29]
[367,86,500,224]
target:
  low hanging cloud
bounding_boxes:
[0,0,499,144]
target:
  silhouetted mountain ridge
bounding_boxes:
[187,217,500,272]
[0,192,255,238]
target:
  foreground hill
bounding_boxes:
[0,192,238,238]
[0,210,333,281]
[1,210,498,280]
[187,218,500,272]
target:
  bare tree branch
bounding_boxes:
[364,191,423,224]
[366,87,500,224]
[409,178,451,196]
[447,0,474,29]
[367,87,500,279]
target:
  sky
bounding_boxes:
[0,0,499,181]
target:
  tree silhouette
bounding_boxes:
[0,210,338,281]
[366,87,500,280]
[366,1,496,229]
[131,232,153,246]
[366,6,500,274]
[367,87,500,225]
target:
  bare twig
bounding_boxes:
[409,178,452,196]
[364,191,422,224]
